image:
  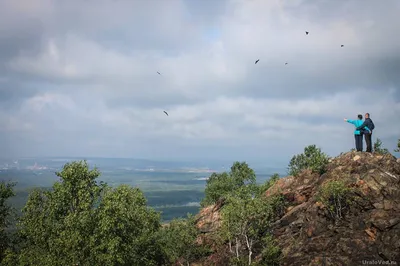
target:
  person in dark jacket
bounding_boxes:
[344,114,371,152]
[356,113,375,152]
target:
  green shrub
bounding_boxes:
[394,138,400,153]
[229,256,249,266]
[316,180,353,221]
[288,145,330,176]
[1,248,18,266]
[220,191,285,266]
[157,214,211,265]
[258,235,281,266]
[201,162,257,207]
[373,138,389,154]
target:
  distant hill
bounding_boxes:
[0,157,285,174]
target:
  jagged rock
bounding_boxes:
[268,152,400,265]
[266,169,320,206]
[195,152,400,265]
[195,199,223,234]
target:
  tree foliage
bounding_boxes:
[288,145,330,176]
[16,161,105,265]
[13,161,165,266]
[157,214,211,265]
[373,138,389,154]
[201,162,257,207]
[92,185,163,266]
[201,163,284,265]
[3,159,288,265]
[220,186,284,265]
[317,180,353,222]
[0,181,16,263]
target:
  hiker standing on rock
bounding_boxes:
[344,114,371,152]
[356,113,375,153]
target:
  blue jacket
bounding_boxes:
[347,119,371,135]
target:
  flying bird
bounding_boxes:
[305,31,309,35]
[255,59,260,64]
[341,45,344,47]
[163,111,168,116]
[285,62,288,65]
[157,71,161,75]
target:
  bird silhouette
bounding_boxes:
[341,45,344,47]
[305,31,309,35]
[255,59,260,64]
[157,71,161,75]
[285,62,288,65]
[163,111,168,116]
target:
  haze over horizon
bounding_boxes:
[1,0,400,164]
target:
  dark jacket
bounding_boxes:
[356,118,374,132]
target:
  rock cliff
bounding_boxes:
[195,152,400,265]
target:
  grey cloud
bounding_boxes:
[0,23,44,62]
[219,0,400,100]
[105,92,198,110]
[1,0,399,162]
[284,0,399,25]
[5,0,399,102]
[48,0,209,52]
[0,79,42,109]
[236,57,400,100]
[0,2,47,62]
[183,0,228,25]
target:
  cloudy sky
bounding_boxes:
[1,0,400,166]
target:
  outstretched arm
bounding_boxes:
[344,119,356,125]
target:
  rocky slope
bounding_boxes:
[195,152,400,265]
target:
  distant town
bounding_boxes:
[0,161,48,171]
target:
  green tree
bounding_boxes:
[157,214,210,265]
[92,185,163,266]
[0,181,16,263]
[17,161,105,265]
[201,162,257,207]
[220,188,283,265]
[373,138,389,154]
[288,145,330,176]
[15,160,164,266]
[394,138,400,153]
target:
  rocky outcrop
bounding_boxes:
[196,199,224,234]
[195,152,400,265]
[195,199,224,251]
[268,152,400,265]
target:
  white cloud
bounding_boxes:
[3,86,399,162]
[1,0,400,165]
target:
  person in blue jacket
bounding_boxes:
[344,114,371,151]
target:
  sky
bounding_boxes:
[1,0,400,167]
